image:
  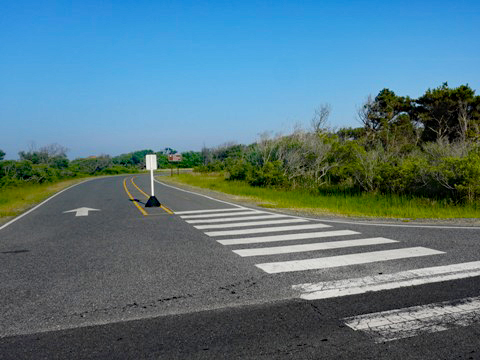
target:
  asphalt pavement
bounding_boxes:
[1,174,479,359]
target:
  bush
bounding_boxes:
[225,158,251,181]
[247,161,286,187]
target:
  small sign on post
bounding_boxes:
[168,154,182,176]
[168,154,182,162]
[145,154,160,207]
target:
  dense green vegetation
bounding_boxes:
[196,83,480,208]
[164,173,480,219]
[0,145,202,189]
[112,148,202,169]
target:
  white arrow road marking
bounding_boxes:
[63,207,100,217]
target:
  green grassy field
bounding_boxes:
[160,173,480,219]
[0,178,91,224]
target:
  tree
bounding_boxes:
[414,83,480,143]
[337,127,365,141]
[160,147,177,155]
[113,149,154,167]
[179,151,202,168]
[18,143,68,164]
[358,89,417,150]
[310,103,331,134]
[0,149,5,161]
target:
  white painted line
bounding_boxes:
[256,247,444,274]
[175,208,246,215]
[343,296,480,342]
[195,218,308,230]
[298,214,480,230]
[0,179,92,232]
[156,178,480,230]
[293,261,480,300]
[205,223,331,237]
[186,214,289,224]
[180,211,262,219]
[218,230,360,245]
[233,237,398,257]
[155,179,244,208]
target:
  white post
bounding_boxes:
[150,169,154,196]
[145,154,159,207]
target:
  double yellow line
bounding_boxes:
[123,176,173,215]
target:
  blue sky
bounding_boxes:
[1,0,479,159]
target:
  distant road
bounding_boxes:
[1,175,479,359]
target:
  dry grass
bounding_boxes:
[0,178,90,224]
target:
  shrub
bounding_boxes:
[247,161,286,187]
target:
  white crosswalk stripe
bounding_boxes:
[232,237,398,257]
[175,208,246,215]
[343,296,480,342]
[217,230,360,245]
[180,211,262,219]
[205,223,331,237]
[186,214,290,224]
[293,261,480,300]
[256,247,444,274]
[194,218,308,230]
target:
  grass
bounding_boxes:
[159,173,480,220]
[0,178,91,224]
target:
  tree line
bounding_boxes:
[0,145,203,188]
[197,83,480,204]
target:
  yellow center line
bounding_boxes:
[130,176,174,215]
[131,176,149,198]
[161,204,174,215]
[123,177,148,216]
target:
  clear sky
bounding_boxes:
[1,0,479,159]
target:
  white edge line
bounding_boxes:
[155,178,480,230]
[0,178,93,231]
[174,208,247,215]
[154,179,244,208]
[290,215,480,230]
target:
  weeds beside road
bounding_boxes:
[160,173,480,221]
[0,178,93,225]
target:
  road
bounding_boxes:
[1,174,479,359]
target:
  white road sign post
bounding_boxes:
[145,154,161,207]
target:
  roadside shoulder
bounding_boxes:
[157,176,480,227]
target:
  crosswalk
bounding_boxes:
[177,206,445,275]
[176,206,480,342]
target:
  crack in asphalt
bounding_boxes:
[67,294,196,319]
[63,275,266,322]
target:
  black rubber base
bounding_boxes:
[145,196,161,207]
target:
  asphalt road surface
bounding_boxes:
[1,175,480,359]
